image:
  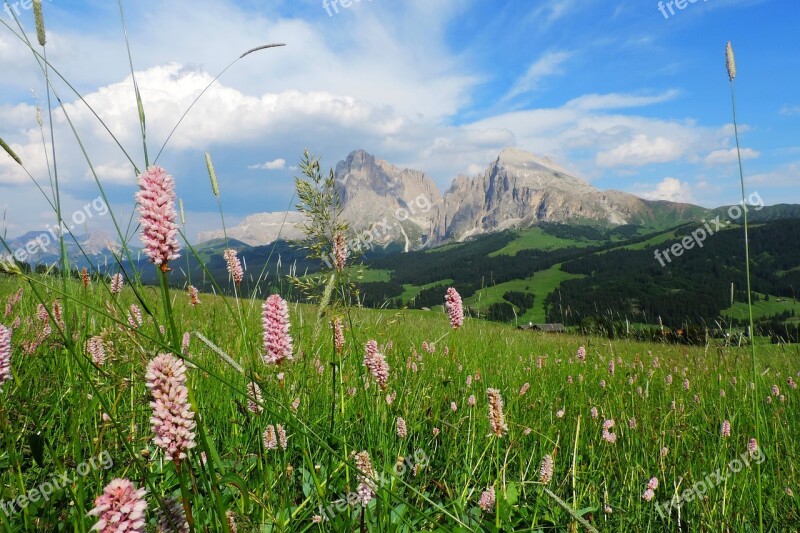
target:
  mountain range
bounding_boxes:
[199,148,732,248]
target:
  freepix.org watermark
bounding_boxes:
[0,451,113,517]
[316,448,429,522]
[0,196,109,264]
[657,0,710,20]
[322,0,372,17]
[321,193,433,269]
[655,446,765,517]
[654,191,764,267]
[2,0,52,19]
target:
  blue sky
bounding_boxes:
[0,0,797,241]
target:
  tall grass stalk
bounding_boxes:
[726,40,763,533]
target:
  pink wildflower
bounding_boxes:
[487,388,508,437]
[110,273,124,296]
[136,166,180,271]
[396,417,407,438]
[224,249,244,286]
[145,354,197,462]
[263,425,277,450]
[721,420,731,438]
[332,318,345,354]
[353,451,376,507]
[262,295,293,365]
[87,478,147,533]
[188,285,200,307]
[246,382,264,414]
[155,497,189,532]
[363,340,390,390]
[576,346,586,362]
[0,324,11,390]
[444,287,464,329]
[539,455,554,484]
[478,487,495,512]
[332,233,348,272]
[87,336,106,366]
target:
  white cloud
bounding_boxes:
[704,147,760,165]
[749,162,800,187]
[638,177,695,203]
[503,51,573,101]
[249,158,286,170]
[566,90,680,111]
[596,135,686,167]
[780,105,800,116]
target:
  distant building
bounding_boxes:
[517,323,566,333]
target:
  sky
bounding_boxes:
[0,0,797,242]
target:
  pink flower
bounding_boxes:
[629,417,637,429]
[262,295,293,365]
[444,287,464,329]
[188,285,200,307]
[642,488,655,502]
[683,379,690,390]
[128,304,143,329]
[246,382,264,414]
[487,388,508,437]
[539,455,554,484]
[277,424,288,450]
[576,346,586,362]
[648,477,659,490]
[608,360,615,375]
[110,273,124,296]
[145,354,197,462]
[721,420,731,438]
[468,394,476,407]
[478,487,495,512]
[87,478,147,532]
[396,417,407,438]
[182,332,190,353]
[136,166,181,271]
[556,409,565,418]
[263,426,278,450]
[748,438,759,457]
[332,318,345,354]
[660,447,669,458]
[590,407,599,419]
[87,336,106,366]
[155,497,189,532]
[0,324,11,390]
[353,451,376,507]
[519,382,530,396]
[224,249,244,286]
[333,233,348,272]
[363,340,390,390]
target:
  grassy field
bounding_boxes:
[488,228,592,257]
[467,265,584,324]
[724,293,800,322]
[0,272,796,531]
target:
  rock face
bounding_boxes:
[335,150,443,250]
[197,212,305,247]
[199,148,705,248]
[430,148,645,244]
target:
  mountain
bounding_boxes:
[197,212,305,247]
[429,147,706,245]
[2,230,121,268]
[203,148,713,249]
[335,150,443,250]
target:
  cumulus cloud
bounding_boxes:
[596,135,687,167]
[704,147,760,165]
[638,177,695,203]
[249,159,286,170]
